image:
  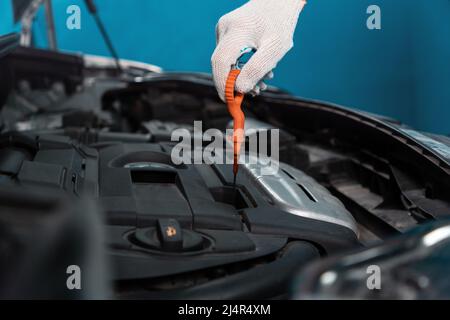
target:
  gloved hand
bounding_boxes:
[211,0,307,101]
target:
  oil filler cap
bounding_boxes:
[157,218,183,251]
[134,219,205,253]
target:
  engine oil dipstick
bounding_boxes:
[225,47,256,197]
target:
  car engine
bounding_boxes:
[1,43,449,299]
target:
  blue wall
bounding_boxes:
[1,0,449,135]
[0,0,20,35]
[409,1,450,135]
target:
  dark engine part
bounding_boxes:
[293,219,450,300]
[0,132,358,299]
[0,187,107,299]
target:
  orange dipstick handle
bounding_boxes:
[225,69,245,176]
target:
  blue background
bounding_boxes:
[1,0,449,135]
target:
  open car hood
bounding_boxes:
[0,35,449,299]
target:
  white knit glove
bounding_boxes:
[211,0,306,101]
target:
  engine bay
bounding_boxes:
[1,45,449,299]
